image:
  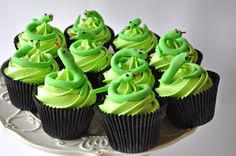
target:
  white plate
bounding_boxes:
[0,73,196,156]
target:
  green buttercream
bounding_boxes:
[156,53,212,98]
[103,49,155,87]
[70,37,112,73]
[17,17,66,58]
[67,10,111,45]
[36,47,96,108]
[113,18,158,52]
[150,29,198,71]
[99,73,159,115]
[36,69,96,109]
[4,47,59,84]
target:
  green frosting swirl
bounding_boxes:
[36,69,96,108]
[36,47,96,108]
[67,10,111,45]
[156,53,212,98]
[113,18,158,52]
[17,16,66,58]
[99,73,159,115]
[69,32,112,73]
[103,56,155,87]
[150,29,198,71]
[4,46,59,84]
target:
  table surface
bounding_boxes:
[0,0,236,156]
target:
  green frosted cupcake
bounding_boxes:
[69,30,112,88]
[112,18,158,53]
[33,47,96,139]
[103,49,156,88]
[1,41,59,111]
[150,29,202,72]
[95,73,167,153]
[156,53,220,128]
[14,13,67,66]
[64,10,114,48]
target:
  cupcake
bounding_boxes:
[14,13,67,68]
[1,41,59,111]
[111,18,159,53]
[95,72,167,153]
[64,10,114,48]
[69,30,112,88]
[156,53,220,128]
[103,48,156,88]
[150,29,202,72]
[33,47,96,140]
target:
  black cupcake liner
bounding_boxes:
[110,33,160,54]
[150,66,163,89]
[196,49,203,65]
[32,89,95,140]
[1,60,40,112]
[63,25,115,49]
[158,71,220,128]
[95,101,167,153]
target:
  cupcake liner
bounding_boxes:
[196,49,203,65]
[85,65,111,89]
[1,59,40,112]
[95,102,167,153]
[111,33,160,54]
[33,89,95,140]
[158,71,220,128]
[150,66,163,89]
[63,24,115,49]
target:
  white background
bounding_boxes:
[0,0,236,156]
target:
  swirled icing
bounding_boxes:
[113,18,158,52]
[150,29,198,71]
[4,44,59,84]
[67,10,111,45]
[103,49,155,87]
[36,47,96,108]
[17,14,66,58]
[156,53,212,98]
[69,31,112,72]
[99,73,159,115]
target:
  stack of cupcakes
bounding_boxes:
[0,10,220,154]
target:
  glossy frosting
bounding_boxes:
[99,73,160,115]
[113,18,157,52]
[17,14,66,58]
[156,53,212,98]
[4,44,59,84]
[69,31,112,72]
[36,47,96,108]
[150,29,198,71]
[67,10,111,45]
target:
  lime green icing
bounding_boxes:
[99,73,159,115]
[150,29,198,71]
[113,18,158,52]
[156,53,212,98]
[67,10,111,45]
[103,49,155,87]
[4,45,59,84]
[37,47,96,108]
[17,14,66,58]
[69,31,112,73]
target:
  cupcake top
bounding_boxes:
[103,49,155,87]
[17,13,66,58]
[98,72,160,116]
[156,53,212,98]
[67,10,112,45]
[113,18,158,52]
[4,41,59,84]
[36,47,96,108]
[150,29,199,71]
[69,30,112,73]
